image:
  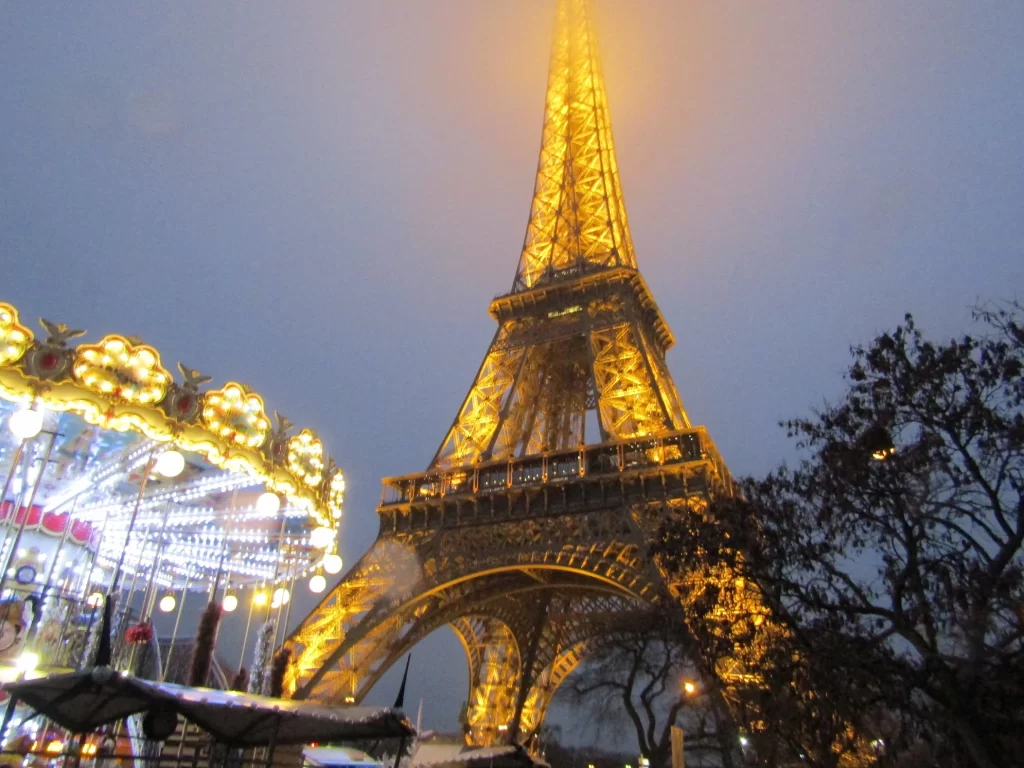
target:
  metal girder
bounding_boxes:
[286,516,661,703]
[453,617,520,746]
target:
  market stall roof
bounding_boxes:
[4,669,413,747]
[410,744,547,768]
[304,746,382,768]
[3,667,154,731]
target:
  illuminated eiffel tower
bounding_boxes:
[287,0,734,745]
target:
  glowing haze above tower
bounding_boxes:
[514,0,636,292]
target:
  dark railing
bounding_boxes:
[380,426,732,507]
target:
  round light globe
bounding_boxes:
[253,591,269,607]
[86,592,104,608]
[9,408,43,440]
[159,594,176,613]
[310,526,335,549]
[272,587,290,607]
[256,491,281,516]
[15,651,40,673]
[155,450,185,478]
[223,593,238,612]
[309,574,327,594]
[323,553,343,575]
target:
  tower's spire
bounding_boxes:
[514,0,636,292]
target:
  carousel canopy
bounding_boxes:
[5,669,413,746]
[0,300,345,598]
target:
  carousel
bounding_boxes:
[0,301,347,761]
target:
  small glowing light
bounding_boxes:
[497,724,508,732]
[344,696,355,704]
[159,594,176,613]
[15,651,39,673]
[155,450,185,478]
[86,592,104,608]
[683,680,697,695]
[739,736,750,747]
[253,590,269,607]
[323,553,343,575]
[223,593,238,612]
[82,744,97,756]
[309,574,326,593]
[8,408,43,440]
[256,491,281,516]
[271,587,290,607]
[46,740,63,754]
[310,526,335,549]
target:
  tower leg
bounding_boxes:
[451,617,522,747]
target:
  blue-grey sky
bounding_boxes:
[2,0,1022,740]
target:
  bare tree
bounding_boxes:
[659,303,1024,768]
[557,607,740,768]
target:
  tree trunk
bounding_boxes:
[948,715,997,768]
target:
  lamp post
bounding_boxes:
[0,409,44,531]
[106,448,184,597]
[33,497,77,642]
[161,568,192,682]
[0,428,57,602]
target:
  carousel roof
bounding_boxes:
[5,668,413,747]
[0,300,346,589]
[0,301,344,531]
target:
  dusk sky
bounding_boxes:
[2,0,1022,739]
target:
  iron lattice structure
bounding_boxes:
[287,0,747,746]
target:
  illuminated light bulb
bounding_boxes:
[46,740,63,754]
[9,408,43,440]
[155,450,185,478]
[15,651,39,673]
[86,592,104,608]
[256,491,281,516]
[310,526,335,549]
[159,594,176,613]
[322,553,343,575]
[253,590,269,607]
[272,587,290,607]
[309,574,326,594]
[223,593,238,612]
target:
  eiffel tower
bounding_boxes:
[287,0,734,745]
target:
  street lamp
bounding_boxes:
[310,526,334,549]
[154,449,185,478]
[8,408,42,440]
[15,651,39,675]
[256,491,281,516]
